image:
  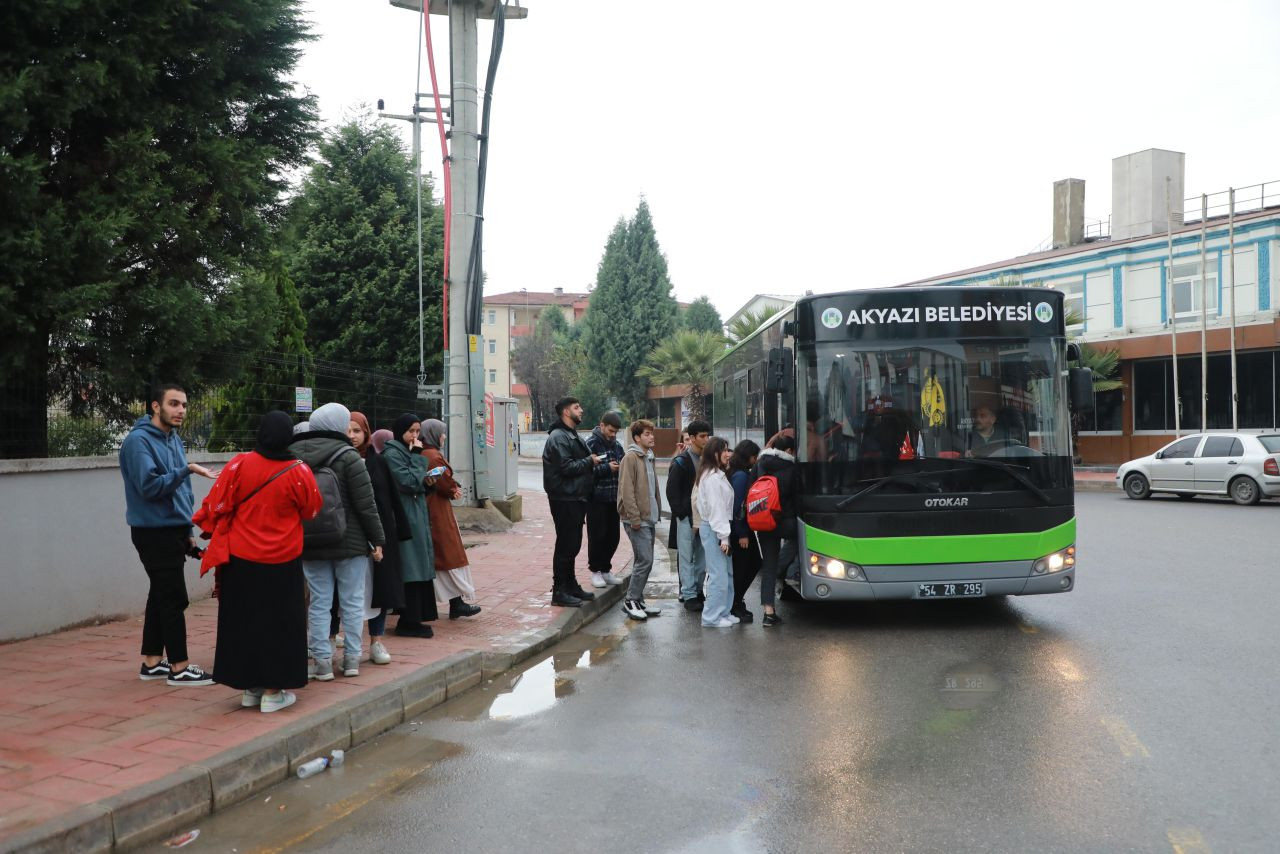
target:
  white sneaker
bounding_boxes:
[370,640,391,665]
[590,572,608,589]
[601,572,623,586]
[241,688,264,708]
[727,614,741,624]
[639,601,662,616]
[260,691,297,714]
[703,617,736,628]
[622,599,648,621]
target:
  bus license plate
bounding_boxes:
[917,582,984,598]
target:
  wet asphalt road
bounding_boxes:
[175,492,1278,854]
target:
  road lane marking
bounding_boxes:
[1167,827,1212,854]
[1100,716,1150,759]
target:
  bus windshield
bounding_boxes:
[797,338,1073,497]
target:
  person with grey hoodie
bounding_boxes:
[289,402,385,679]
[616,419,663,621]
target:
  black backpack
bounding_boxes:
[303,445,355,549]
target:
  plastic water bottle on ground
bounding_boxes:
[329,749,345,768]
[296,756,329,779]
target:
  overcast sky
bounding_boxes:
[293,0,1280,320]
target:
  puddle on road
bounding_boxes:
[435,629,634,723]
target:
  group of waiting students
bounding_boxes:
[542,397,799,630]
[119,384,480,715]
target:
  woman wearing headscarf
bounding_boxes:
[347,412,410,663]
[193,411,323,713]
[381,413,439,637]
[420,419,482,619]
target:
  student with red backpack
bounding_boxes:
[752,433,798,626]
[727,440,761,623]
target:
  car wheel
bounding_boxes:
[1123,473,1151,500]
[1229,476,1261,506]
[1175,492,1197,501]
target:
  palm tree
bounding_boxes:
[637,330,728,422]
[726,307,783,343]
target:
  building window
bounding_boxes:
[1079,387,1123,433]
[487,309,496,325]
[488,340,496,354]
[656,398,676,429]
[1133,350,1278,431]
[488,369,496,384]
[1171,262,1217,319]
[1057,279,1084,329]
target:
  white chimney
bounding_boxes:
[553,286,564,296]
[1111,149,1185,240]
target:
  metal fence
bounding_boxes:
[9,351,437,459]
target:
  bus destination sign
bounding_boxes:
[803,287,1065,342]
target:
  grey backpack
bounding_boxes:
[303,445,354,549]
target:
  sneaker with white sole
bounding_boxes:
[312,659,334,681]
[726,614,741,625]
[342,656,359,677]
[166,664,214,686]
[621,599,648,621]
[639,601,661,616]
[139,660,170,681]
[590,572,608,589]
[333,635,345,649]
[370,641,391,665]
[601,572,623,585]
[241,688,265,708]
[702,617,736,628]
[260,690,296,713]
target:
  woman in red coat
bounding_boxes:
[193,411,323,713]
[420,419,481,619]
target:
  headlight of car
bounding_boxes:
[1032,545,1076,574]
[808,552,863,580]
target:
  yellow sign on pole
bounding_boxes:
[468,335,478,353]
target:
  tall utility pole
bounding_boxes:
[389,0,526,504]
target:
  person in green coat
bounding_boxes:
[382,413,439,637]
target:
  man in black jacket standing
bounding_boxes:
[665,419,711,611]
[543,397,604,607]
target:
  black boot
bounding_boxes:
[449,596,482,619]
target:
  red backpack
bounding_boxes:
[746,475,782,532]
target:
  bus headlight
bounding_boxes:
[808,552,862,581]
[1032,545,1076,574]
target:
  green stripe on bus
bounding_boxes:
[803,518,1076,565]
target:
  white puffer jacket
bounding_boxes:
[694,468,734,545]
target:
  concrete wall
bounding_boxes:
[0,453,234,642]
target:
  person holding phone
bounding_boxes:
[542,397,604,607]
[420,419,482,619]
[584,411,625,589]
[381,413,441,638]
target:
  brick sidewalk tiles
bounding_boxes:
[0,491,632,849]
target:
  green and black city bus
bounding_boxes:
[712,287,1088,601]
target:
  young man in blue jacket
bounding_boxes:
[119,383,218,686]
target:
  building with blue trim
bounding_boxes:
[904,149,1279,464]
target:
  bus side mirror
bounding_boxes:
[766,347,792,394]
[1066,342,1082,361]
[1068,367,1094,411]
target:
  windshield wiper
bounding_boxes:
[944,457,1052,504]
[835,471,939,509]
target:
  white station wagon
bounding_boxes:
[1117,433,1280,505]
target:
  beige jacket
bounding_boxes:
[617,445,662,526]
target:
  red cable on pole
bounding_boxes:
[422,2,451,348]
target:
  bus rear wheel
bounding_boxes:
[1230,476,1261,506]
[1123,473,1151,500]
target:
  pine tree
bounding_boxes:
[585,200,678,414]
[0,0,317,457]
[681,296,723,334]
[286,117,445,381]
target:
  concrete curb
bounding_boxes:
[1074,479,1119,492]
[1,582,628,854]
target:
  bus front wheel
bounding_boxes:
[1124,473,1151,500]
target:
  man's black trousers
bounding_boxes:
[130,525,191,663]
[586,501,621,573]
[549,499,588,593]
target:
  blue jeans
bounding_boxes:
[675,517,706,601]
[304,556,367,662]
[699,522,733,625]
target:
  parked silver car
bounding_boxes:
[1117,433,1280,505]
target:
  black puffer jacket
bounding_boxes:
[289,430,386,559]
[542,422,595,501]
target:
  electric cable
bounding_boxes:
[465,0,506,334]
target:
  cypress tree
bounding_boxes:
[0,0,317,457]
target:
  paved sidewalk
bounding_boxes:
[0,492,632,853]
